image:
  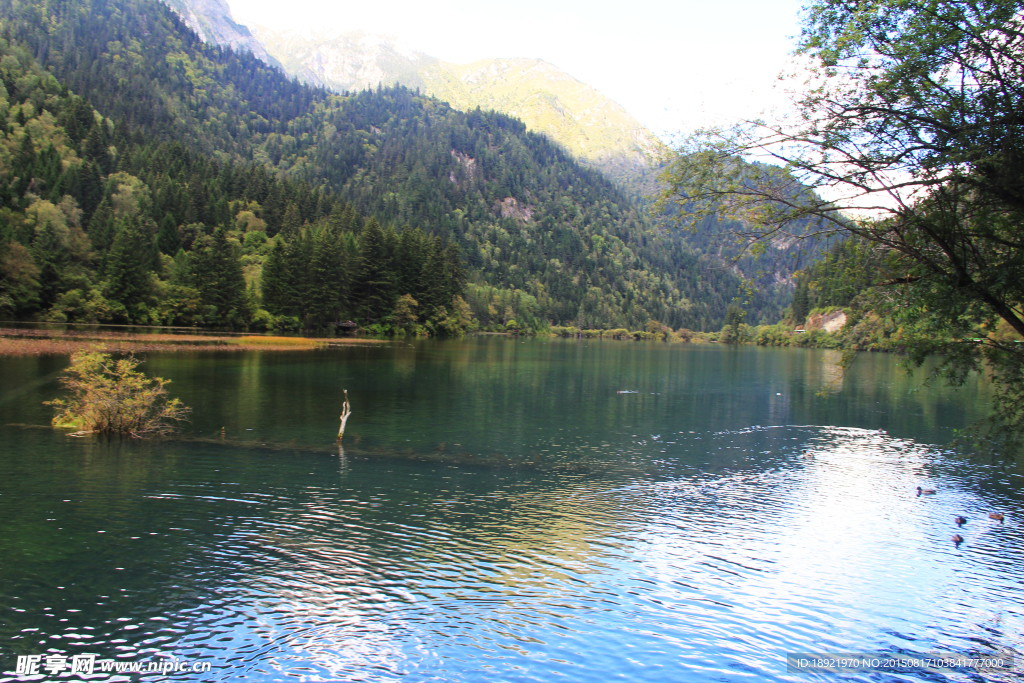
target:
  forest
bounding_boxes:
[0,0,788,333]
[660,0,1024,452]
[0,38,467,331]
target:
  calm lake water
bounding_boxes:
[1,338,1022,682]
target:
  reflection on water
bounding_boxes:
[1,339,1022,682]
[815,349,846,395]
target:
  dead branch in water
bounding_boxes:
[338,390,352,442]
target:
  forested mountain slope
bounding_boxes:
[0,0,772,330]
[163,0,278,67]
[163,0,798,320]
[0,35,469,330]
[250,28,658,186]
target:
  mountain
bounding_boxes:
[246,28,661,185]
[420,57,659,183]
[174,10,799,295]
[0,0,780,331]
[162,0,279,67]
[244,26,811,302]
[150,0,658,181]
[159,0,803,311]
[250,29,436,96]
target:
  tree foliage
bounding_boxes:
[659,0,1024,455]
[45,351,189,436]
[0,0,758,331]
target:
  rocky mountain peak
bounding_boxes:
[162,0,279,67]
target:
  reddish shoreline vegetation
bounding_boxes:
[0,327,386,355]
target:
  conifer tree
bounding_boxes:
[444,242,467,302]
[792,277,810,326]
[32,223,69,311]
[88,199,115,251]
[282,236,311,317]
[326,202,348,234]
[105,218,151,315]
[84,126,112,175]
[263,185,284,236]
[307,227,344,327]
[158,214,180,254]
[191,228,245,323]
[280,203,302,239]
[396,227,426,301]
[336,231,356,315]
[420,236,448,314]
[355,218,396,321]
[341,205,361,234]
[260,240,288,315]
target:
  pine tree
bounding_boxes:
[355,218,396,322]
[307,228,343,327]
[336,231,356,316]
[31,222,68,310]
[191,228,245,323]
[78,162,105,221]
[396,227,426,301]
[263,184,284,236]
[260,240,288,315]
[105,218,151,316]
[88,199,115,251]
[279,203,302,239]
[792,277,810,326]
[158,214,180,254]
[84,126,112,175]
[420,236,449,314]
[341,204,361,234]
[444,242,467,302]
[326,201,348,234]
[282,236,311,317]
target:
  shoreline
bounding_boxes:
[0,328,386,356]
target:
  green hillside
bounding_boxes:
[0,0,776,331]
[421,58,659,183]
[249,29,660,185]
[0,34,468,330]
[198,16,801,313]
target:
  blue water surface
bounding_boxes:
[0,339,1021,682]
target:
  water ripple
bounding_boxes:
[3,419,1023,682]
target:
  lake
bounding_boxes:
[1,338,1021,682]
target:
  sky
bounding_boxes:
[227,0,807,141]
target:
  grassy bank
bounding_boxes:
[0,328,386,356]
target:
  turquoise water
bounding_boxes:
[0,338,1021,682]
